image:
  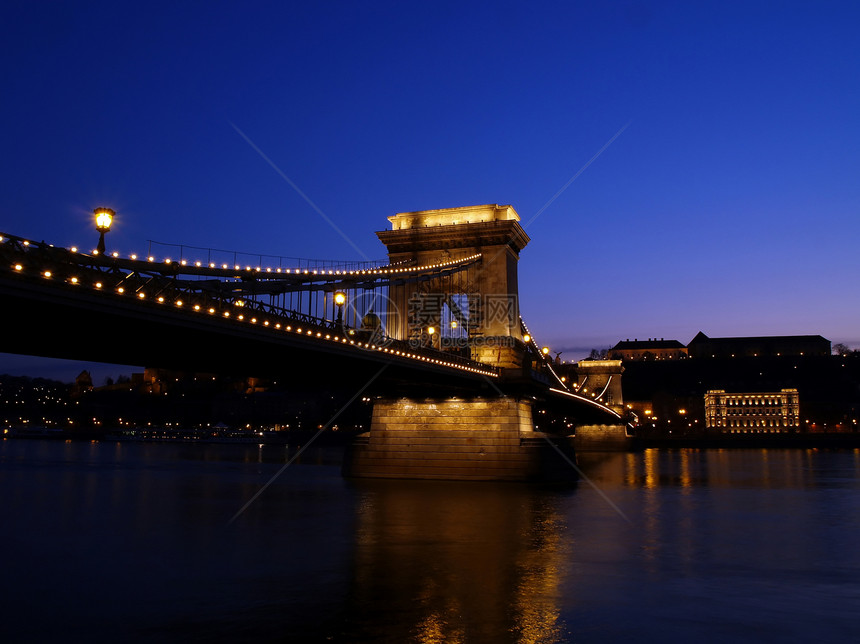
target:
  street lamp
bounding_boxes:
[94,207,114,255]
[333,291,346,324]
[541,346,550,356]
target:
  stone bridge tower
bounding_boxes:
[376,204,530,369]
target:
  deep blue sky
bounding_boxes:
[2,1,859,381]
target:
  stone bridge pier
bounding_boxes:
[343,395,577,481]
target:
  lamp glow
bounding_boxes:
[333,291,346,324]
[93,207,114,255]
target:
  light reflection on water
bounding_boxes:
[345,479,569,643]
[1,441,860,642]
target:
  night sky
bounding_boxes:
[2,1,858,382]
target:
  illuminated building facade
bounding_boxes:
[704,388,800,433]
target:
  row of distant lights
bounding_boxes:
[4,235,480,279]
[1,236,421,272]
[7,249,497,379]
[77,245,483,279]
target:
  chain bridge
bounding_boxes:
[0,204,633,480]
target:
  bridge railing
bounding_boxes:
[145,239,387,273]
[231,295,499,375]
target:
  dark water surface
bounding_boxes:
[2,440,859,642]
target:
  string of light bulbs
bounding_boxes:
[2,234,498,378]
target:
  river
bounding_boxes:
[1,439,859,642]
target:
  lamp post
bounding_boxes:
[94,207,114,255]
[333,291,346,325]
[427,325,436,348]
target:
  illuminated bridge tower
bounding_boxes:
[376,204,530,370]
[344,205,578,482]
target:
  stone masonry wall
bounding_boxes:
[343,396,576,481]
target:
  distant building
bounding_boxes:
[704,389,800,433]
[608,338,687,361]
[687,332,830,359]
[70,370,94,397]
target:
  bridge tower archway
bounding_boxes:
[376,204,530,370]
